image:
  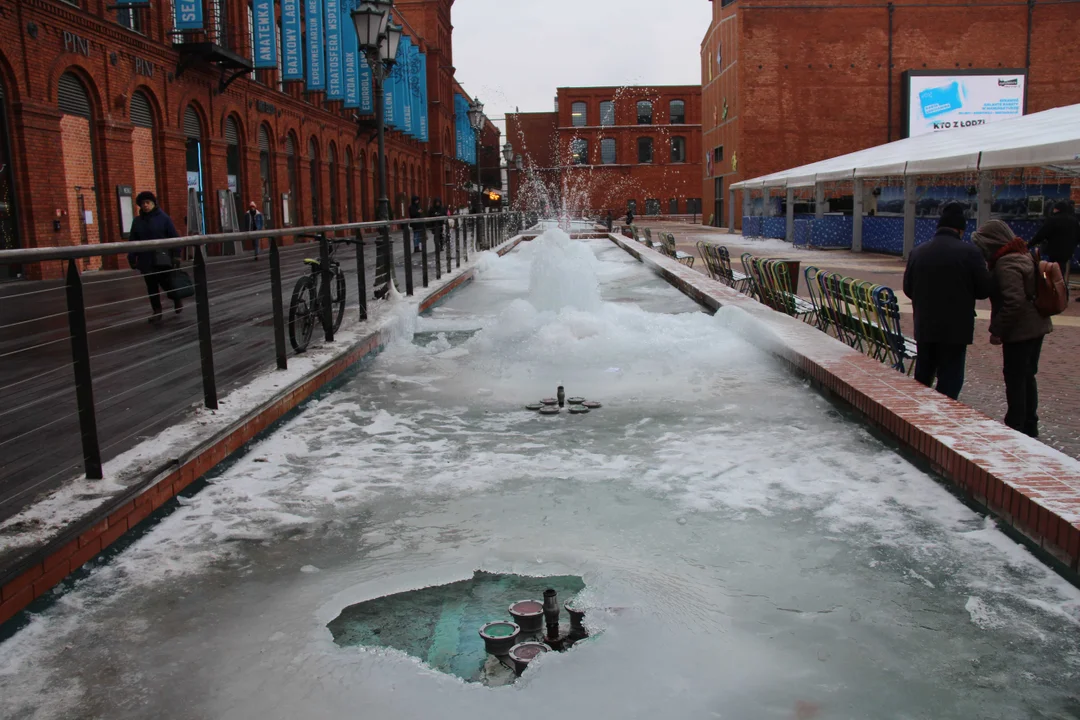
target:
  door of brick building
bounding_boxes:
[0,78,20,279]
[58,72,101,272]
[714,178,723,227]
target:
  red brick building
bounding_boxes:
[0,0,495,279]
[700,0,1080,227]
[506,86,703,219]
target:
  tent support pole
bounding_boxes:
[903,175,916,260]
[852,178,864,253]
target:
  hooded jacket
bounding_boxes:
[902,227,992,344]
[972,220,1053,343]
[1028,206,1080,265]
[127,206,180,272]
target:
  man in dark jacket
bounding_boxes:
[245,201,265,260]
[1028,201,1080,293]
[902,202,992,400]
[408,195,424,252]
[127,191,182,322]
[427,198,447,251]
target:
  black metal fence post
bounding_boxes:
[356,233,368,321]
[318,234,334,342]
[455,219,461,268]
[434,224,442,281]
[464,218,470,263]
[402,222,414,296]
[269,237,287,370]
[421,225,430,288]
[193,245,218,410]
[64,259,102,480]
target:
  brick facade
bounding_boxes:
[506,86,703,219]
[0,0,490,279]
[700,0,1080,227]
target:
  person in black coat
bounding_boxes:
[127,191,183,322]
[427,198,447,251]
[902,202,992,400]
[1028,200,1080,293]
[407,195,424,252]
[625,208,635,226]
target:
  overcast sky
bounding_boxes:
[449,0,713,132]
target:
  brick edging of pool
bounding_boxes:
[610,234,1080,579]
[0,236,527,627]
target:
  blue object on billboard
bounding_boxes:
[400,37,414,137]
[408,42,422,140]
[281,0,304,80]
[174,0,202,30]
[919,81,964,119]
[359,59,374,114]
[306,0,325,91]
[384,59,397,128]
[252,0,277,69]
[455,94,465,161]
[418,52,429,142]
[325,0,342,99]
[341,0,357,107]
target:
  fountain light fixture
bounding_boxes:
[479,589,588,678]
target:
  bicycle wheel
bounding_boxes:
[330,268,347,333]
[288,276,317,353]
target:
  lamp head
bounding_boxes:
[467,98,485,132]
[381,21,403,65]
[502,142,514,163]
[351,4,388,51]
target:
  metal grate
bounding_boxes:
[258,125,271,153]
[130,91,153,128]
[225,116,239,145]
[58,73,91,118]
[183,106,201,139]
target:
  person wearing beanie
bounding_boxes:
[1028,200,1080,294]
[127,191,183,322]
[972,220,1053,437]
[902,201,992,400]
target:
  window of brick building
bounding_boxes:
[687,198,703,214]
[117,5,146,33]
[571,138,588,165]
[637,137,653,164]
[668,198,679,215]
[258,124,274,227]
[225,116,244,228]
[600,138,616,165]
[713,146,724,163]
[345,148,355,223]
[129,91,158,217]
[671,136,686,163]
[645,199,660,216]
[183,105,206,234]
[571,102,587,127]
[669,100,685,124]
[600,101,614,126]
[328,142,339,223]
[308,138,320,225]
[636,101,653,125]
[285,134,298,225]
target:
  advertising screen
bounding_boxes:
[903,70,1026,138]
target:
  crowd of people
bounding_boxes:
[904,200,1078,437]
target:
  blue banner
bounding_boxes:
[174,0,202,29]
[395,39,408,132]
[306,0,324,91]
[325,0,342,99]
[359,59,373,114]
[384,52,399,128]
[281,0,303,80]
[252,0,277,68]
[418,52,429,142]
[342,2,358,107]
[408,41,421,140]
[455,94,464,161]
[400,38,413,137]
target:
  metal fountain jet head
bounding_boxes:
[543,588,560,640]
[557,386,565,408]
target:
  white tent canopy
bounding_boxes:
[731,103,1080,190]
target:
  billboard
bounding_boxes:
[902,69,1026,138]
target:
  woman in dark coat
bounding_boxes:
[972,220,1053,437]
[127,191,182,322]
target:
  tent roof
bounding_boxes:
[731,103,1080,190]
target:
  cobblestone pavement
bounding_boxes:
[646,220,1080,460]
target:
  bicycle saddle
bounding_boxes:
[303,258,321,266]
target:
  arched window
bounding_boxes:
[328,141,339,224]
[58,72,103,266]
[571,101,587,127]
[183,104,206,233]
[669,100,686,124]
[225,116,244,229]
[637,137,653,164]
[257,124,274,228]
[600,138,616,165]
[0,76,22,273]
[345,147,355,223]
[670,136,686,163]
[129,90,158,217]
[636,101,653,125]
[358,150,368,221]
[308,138,320,225]
[285,133,298,226]
[570,138,588,165]
[599,101,615,127]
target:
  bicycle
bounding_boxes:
[288,242,347,353]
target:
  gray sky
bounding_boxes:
[449,0,712,132]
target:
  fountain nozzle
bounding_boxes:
[557,386,565,408]
[543,588,560,642]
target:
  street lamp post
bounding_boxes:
[467,98,486,215]
[501,142,514,208]
[353,1,401,297]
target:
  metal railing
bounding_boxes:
[0,213,522,515]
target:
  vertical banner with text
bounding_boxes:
[281,0,304,80]
[400,37,414,137]
[306,0,325,91]
[174,0,203,29]
[417,52,429,142]
[324,0,343,100]
[252,0,278,68]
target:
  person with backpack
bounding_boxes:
[902,202,992,400]
[127,191,185,323]
[1027,201,1080,294]
[972,220,1056,437]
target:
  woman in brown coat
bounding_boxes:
[972,220,1053,437]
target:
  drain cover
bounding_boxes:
[539,406,560,415]
[568,397,586,404]
[525,403,543,411]
[582,401,602,409]
[540,398,558,405]
[569,405,590,414]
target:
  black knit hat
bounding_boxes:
[135,191,158,206]
[937,202,967,232]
